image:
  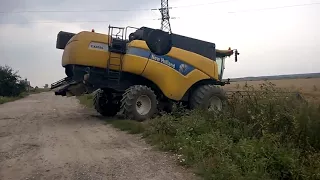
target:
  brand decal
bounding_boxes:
[126,47,194,76]
[90,45,103,49]
[179,64,188,74]
[150,54,176,69]
[88,42,109,52]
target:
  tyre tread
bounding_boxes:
[189,84,226,109]
[120,85,157,121]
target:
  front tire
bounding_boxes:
[93,89,120,117]
[120,85,157,121]
[189,84,227,111]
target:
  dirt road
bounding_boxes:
[0,92,195,180]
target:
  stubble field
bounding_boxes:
[222,77,320,102]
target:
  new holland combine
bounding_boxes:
[51,25,239,121]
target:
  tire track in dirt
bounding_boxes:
[0,92,196,180]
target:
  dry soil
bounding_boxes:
[0,92,196,180]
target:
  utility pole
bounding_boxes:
[159,0,172,33]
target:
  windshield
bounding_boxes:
[215,57,225,81]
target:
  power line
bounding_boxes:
[0,8,151,14]
[0,1,318,14]
[171,0,236,9]
[0,18,161,25]
[227,2,320,13]
[0,0,235,14]
[0,2,319,25]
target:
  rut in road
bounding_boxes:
[0,92,196,180]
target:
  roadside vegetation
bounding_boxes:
[78,82,320,180]
[0,65,48,104]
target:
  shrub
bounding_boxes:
[78,82,320,180]
[142,82,320,180]
[0,65,28,97]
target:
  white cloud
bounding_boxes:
[0,21,84,87]
[0,0,319,87]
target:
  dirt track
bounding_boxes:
[0,92,195,180]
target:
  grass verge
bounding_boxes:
[77,82,320,180]
[0,88,50,104]
[77,94,94,108]
[106,119,146,134]
[0,93,28,104]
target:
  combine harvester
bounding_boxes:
[51,26,239,121]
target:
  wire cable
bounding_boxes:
[0,8,151,14]
[0,19,160,25]
[0,0,235,14]
[0,2,319,24]
[227,2,320,13]
[1,1,319,14]
[171,0,237,9]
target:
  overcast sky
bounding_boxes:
[0,0,319,87]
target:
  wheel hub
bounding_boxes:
[136,95,152,115]
[208,96,222,111]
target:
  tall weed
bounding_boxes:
[143,82,320,180]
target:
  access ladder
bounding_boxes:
[106,25,127,87]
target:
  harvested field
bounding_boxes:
[223,78,320,103]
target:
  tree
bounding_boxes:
[44,84,48,88]
[0,65,28,97]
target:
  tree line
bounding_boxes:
[0,65,29,97]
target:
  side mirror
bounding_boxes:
[145,29,173,56]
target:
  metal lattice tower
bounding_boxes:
[159,0,172,33]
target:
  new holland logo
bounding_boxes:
[150,54,176,69]
[179,64,188,73]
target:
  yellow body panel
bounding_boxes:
[61,31,220,100]
[142,60,211,100]
[128,40,218,79]
[121,55,148,75]
[62,31,148,73]
[62,31,110,68]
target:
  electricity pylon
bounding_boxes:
[159,0,172,33]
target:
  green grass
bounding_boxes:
[29,88,50,94]
[0,88,50,105]
[0,92,28,104]
[77,94,94,108]
[77,94,146,134]
[78,82,320,180]
[106,119,146,134]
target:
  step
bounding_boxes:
[109,63,121,66]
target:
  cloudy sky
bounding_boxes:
[0,0,319,87]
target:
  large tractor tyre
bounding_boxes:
[189,85,227,111]
[120,85,158,121]
[93,89,120,117]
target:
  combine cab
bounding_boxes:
[51,25,239,121]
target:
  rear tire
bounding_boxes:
[93,89,120,117]
[189,84,227,111]
[120,85,157,121]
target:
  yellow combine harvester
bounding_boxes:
[51,26,239,121]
